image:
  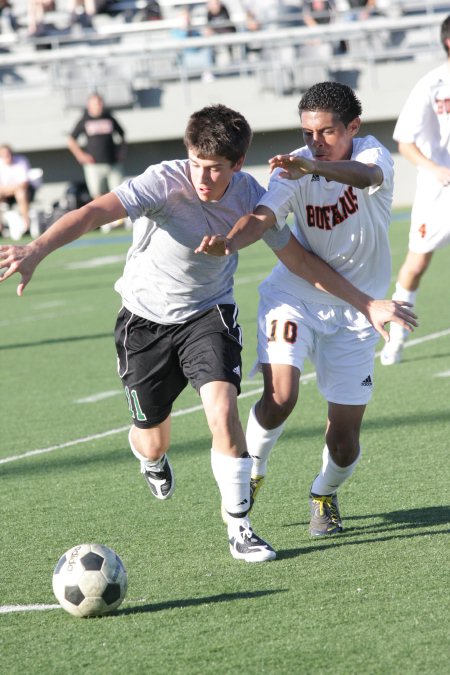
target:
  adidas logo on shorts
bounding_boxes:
[361,375,373,387]
[233,365,241,377]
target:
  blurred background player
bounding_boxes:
[381,14,450,365]
[67,93,127,202]
[68,92,127,231]
[0,144,33,238]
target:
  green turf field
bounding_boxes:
[1,212,449,674]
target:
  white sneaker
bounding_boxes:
[141,455,175,500]
[380,340,404,366]
[228,518,276,562]
[5,210,26,241]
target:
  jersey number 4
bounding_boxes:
[268,319,298,344]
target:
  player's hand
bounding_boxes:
[365,300,418,342]
[194,234,234,256]
[268,154,315,179]
[0,243,41,296]
[433,165,450,187]
[79,151,95,165]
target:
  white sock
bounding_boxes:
[390,282,417,344]
[246,405,285,477]
[311,445,361,496]
[210,449,252,526]
[128,428,165,472]
[392,281,417,305]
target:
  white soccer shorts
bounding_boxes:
[409,182,450,253]
[254,282,381,405]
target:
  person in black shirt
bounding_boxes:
[67,93,127,200]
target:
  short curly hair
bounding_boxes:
[298,81,362,127]
[441,14,450,55]
[184,104,252,165]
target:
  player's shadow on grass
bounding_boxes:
[116,589,287,616]
[1,436,210,478]
[277,505,450,560]
[397,350,450,364]
[0,331,114,351]
[278,407,450,445]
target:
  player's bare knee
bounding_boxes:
[131,426,168,461]
[206,398,240,438]
[326,432,360,467]
[257,391,297,428]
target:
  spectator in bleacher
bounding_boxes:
[206,0,235,35]
[0,0,18,33]
[142,0,162,21]
[205,0,236,63]
[27,0,56,37]
[241,0,291,58]
[171,6,214,81]
[69,0,107,29]
[302,0,335,27]
[67,93,127,201]
[0,144,32,237]
[243,0,292,32]
[344,0,378,22]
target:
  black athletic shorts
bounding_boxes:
[114,304,243,428]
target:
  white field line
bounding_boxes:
[0,307,96,328]
[434,370,450,378]
[400,327,450,349]
[0,604,60,614]
[66,254,125,269]
[75,390,123,403]
[75,379,270,403]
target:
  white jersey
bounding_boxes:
[394,62,450,179]
[257,135,394,305]
[0,154,30,187]
[393,62,450,252]
[113,159,290,324]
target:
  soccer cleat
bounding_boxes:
[380,340,405,366]
[309,493,343,536]
[142,455,175,500]
[220,475,265,524]
[250,474,265,507]
[229,519,276,562]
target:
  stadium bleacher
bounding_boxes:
[0,0,448,211]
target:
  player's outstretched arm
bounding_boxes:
[195,205,276,256]
[276,233,417,340]
[269,154,383,189]
[398,141,450,186]
[0,193,126,296]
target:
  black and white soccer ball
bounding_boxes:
[52,543,128,617]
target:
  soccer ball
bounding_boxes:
[52,543,128,618]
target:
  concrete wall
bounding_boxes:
[29,120,417,212]
[16,53,433,212]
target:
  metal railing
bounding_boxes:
[0,10,446,106]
